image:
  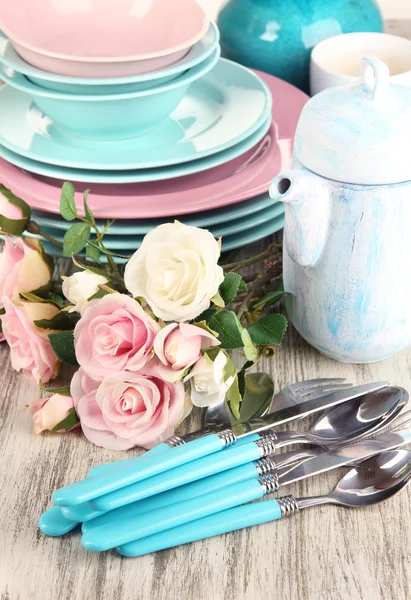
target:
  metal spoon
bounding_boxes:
[270,386,407,450]
[117,449,411,557]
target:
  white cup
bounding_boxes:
[310,32,411,95]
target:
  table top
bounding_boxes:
[1,20,411,600]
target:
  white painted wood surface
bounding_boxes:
[1,20,410,600]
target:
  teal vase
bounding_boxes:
[217,0,383,92]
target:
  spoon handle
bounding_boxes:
[117,497,286,558]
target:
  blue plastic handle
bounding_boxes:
[118,499,283,557]
[82,461,259,534]
[88,443,171,478]
[61,504,102,523]
[90,439,262,512]
[38,506,80,537]
[88,434,262,478]
[82,478,265,552]
[52,434,226,506]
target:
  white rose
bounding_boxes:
[124,222,224,322]
[62,270,109,314]
[187,351,235,408]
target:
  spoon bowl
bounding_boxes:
[311,386,408,445]
[329,449,411,507]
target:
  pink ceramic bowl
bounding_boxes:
[0,0,209,77]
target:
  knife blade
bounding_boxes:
[231,381,389,438]
[278,429,411,486]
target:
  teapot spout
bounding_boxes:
[270,169,331,267]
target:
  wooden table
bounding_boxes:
[1,20,410,600]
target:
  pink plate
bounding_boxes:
[0,0,208,77]
[0,72,308,218]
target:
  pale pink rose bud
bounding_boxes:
[153,322,220,382]
[28,394,77,434]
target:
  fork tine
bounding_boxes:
[287,378,349,393]
[299,383,354,399]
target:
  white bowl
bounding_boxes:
[310,32,411,95]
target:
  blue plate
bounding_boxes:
[0,23,219,94]
[33,202,284,248]
[32,192,280,234]
[24,213,284,262]
[0,59,272,170]
[0,114,271,183]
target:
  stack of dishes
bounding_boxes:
[0,0,309,257]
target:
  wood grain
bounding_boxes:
[1,20,411,600]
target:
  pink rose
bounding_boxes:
[74,294,160,382]
[153,322,220,381]
[0,193,24,220]
[72,367,185,450]
[1,298,60,382]
[28,394,78,434]
[0,237,52,309]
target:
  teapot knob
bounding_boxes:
[359,57,390,101]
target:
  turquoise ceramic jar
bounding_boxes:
[217,0,383,92]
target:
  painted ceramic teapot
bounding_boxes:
[270,58,411,363]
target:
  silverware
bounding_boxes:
[81,423,411,550]
[116,449,411,557]
[85,384,396,514]
[278,428,411,485]
[270,386,407,450]
[205,375,352,430]
[52,382,387,508]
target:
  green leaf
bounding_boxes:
[86,242,101,263]
[207,311,244,349]
[63,222,91,257]
[0,184,32,235]
[253,285,287,310]
[239,373,274,422]
[0,215,28,236]
[19,292,50,303]
[83,189,93,222]
[35,311,80,331]
[226,376,242,420]
[219,272,242,306]
[247,314,288,346]
[211,290,225,308]
[238,278,248,292]
[40,381,72,396]
[29,283,51,299]
[193,308,217,323]
[49,294,65,309]
[60,182,77,221]
[237,360,254,400]
[241,328,258,362]
[72,256,108,279]
[84,239,131,260]
[51,407,79,433]
[49,331,79,366]
[87,286,111,301]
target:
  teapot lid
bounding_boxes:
[294,57,411,185]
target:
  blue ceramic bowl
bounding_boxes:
[0,48,220,140]
[0,23,219,94]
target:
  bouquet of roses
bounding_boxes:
[0,182,286,450]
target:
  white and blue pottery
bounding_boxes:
[32,192,281,235]
[0,58,271,166]
[217,0,382,92]
[0,113,271,182]
[0,48,220,141]
[0,23,219,94]
[270,58,411,364]
[23,213,285,262]
[31,202,284,248]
